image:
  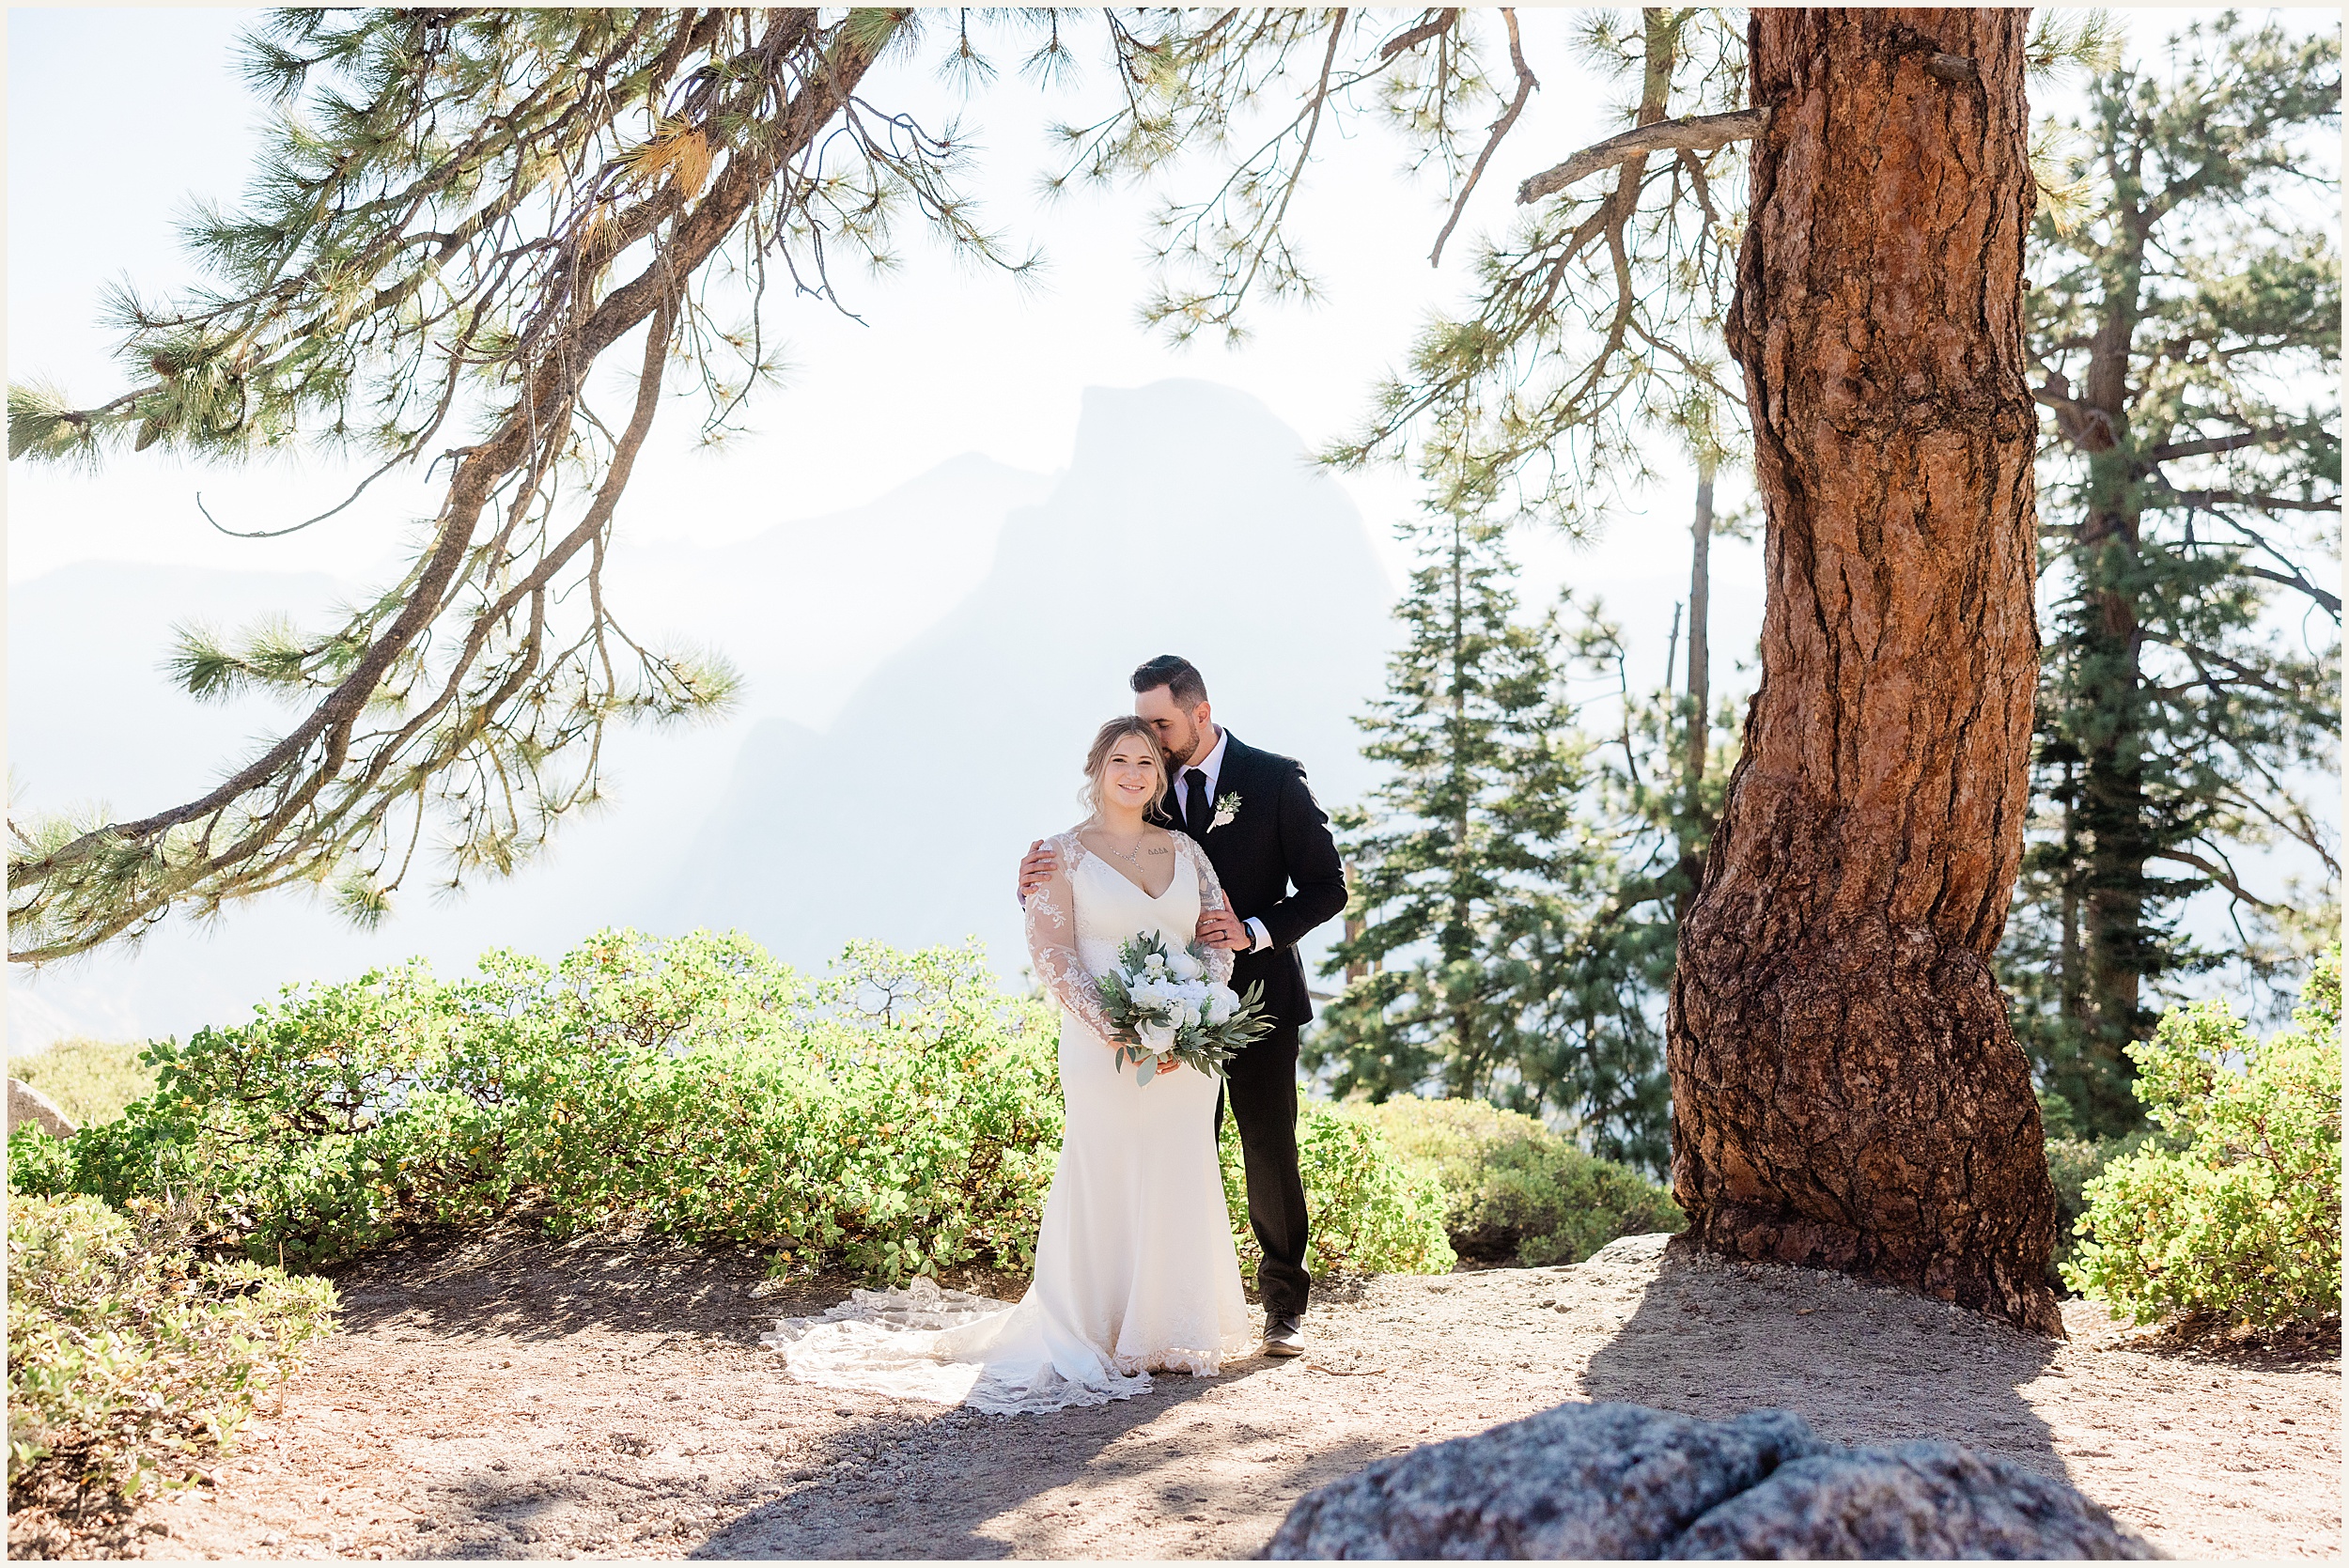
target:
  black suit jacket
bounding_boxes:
[1163,731,1348,1034]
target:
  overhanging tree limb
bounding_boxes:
[1428,8,1535,267]
[1515,106,1765,204]
[2156,484,2339,513]
[7,8,1037,966]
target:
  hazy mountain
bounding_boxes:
[609,453,1054,731]
[660,378,1396,986]
[7,381,1398,1047]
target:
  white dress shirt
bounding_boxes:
[1176,727,1272,954]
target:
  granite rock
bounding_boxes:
[1265,1402,2159,1560]
[1670,1438,2158,1559]
[1263,1403,1830,1559]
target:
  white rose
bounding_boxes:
[1144,952,1168,974]
[1138,1018,1176,1050]
[1168,948,1203,983]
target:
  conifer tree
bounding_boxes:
[2008,16,2341,1138]
[1315,505,1596,1114]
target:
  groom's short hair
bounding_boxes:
[1131,654,1208,708]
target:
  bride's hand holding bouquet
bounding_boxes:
[1094,930,1270,1086]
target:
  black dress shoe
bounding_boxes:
[1263,1312,1306,1357]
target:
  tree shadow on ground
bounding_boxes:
[321,1213,910,1346]
[324,1220,1354,1560]
[688,1357,1369,1560]
[1581,1235,2069,1482]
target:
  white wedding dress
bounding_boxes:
[763,829,1257,1415]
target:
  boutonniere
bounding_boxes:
[1209,793,1242,832]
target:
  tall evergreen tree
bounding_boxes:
[2010,16,2342,1139]
[1315,505,1597,1115]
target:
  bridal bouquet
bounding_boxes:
[1094,930,1271,1086]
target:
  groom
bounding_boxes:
[1018,654,1347,1357]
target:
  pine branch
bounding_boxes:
[5,9,941,966]
[2157,484,2341,514]
[2148,847,2279,910]
[1427,8,1534,267]
[2241,566,2343,619]
[1377,8,1459,63]
[1515,107,1766,204]
[2148,428,2298,462]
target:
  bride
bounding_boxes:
[764,717,1259,1414]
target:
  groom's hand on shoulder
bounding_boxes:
[1016,840,1058,906]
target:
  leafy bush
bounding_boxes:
[2062,946,2342,1329]
[21,933,1454,1287]
[2044,1129,2160,1279]
[8,1180,337,1501]
[1218,1104,1456,1282]
[8,1039,160,1127]
[1348,1095,1683,1265]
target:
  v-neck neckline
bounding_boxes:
[1076,833,1183,901]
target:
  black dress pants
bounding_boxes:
[1214,1021,1312,1319]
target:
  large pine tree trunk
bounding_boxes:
[1669,8,2062,1335]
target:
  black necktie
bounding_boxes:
[1185,768,1210,836]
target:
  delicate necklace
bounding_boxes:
[1092,826,1147,864]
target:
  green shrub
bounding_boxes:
[8,1039,161,1128]
[1348,1095,1682,1265]
[2044,1129,2162,1279]
[23,933,1453,1287]
[7,1180,337,1501]
[2062,946,2342,1329]
[1218,1104,1456,1282]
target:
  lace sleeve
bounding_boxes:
[1175,833,1236,988]
[1023,836,1122,1043]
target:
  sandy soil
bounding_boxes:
[12,1226,2338,1560]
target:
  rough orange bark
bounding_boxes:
[1670,8,2062,1336]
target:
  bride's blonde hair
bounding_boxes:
[1081,716,1173,824]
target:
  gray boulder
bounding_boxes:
[1264,1404,1831,1559]
[1669,1439,2157,1560]
[7,1077,76,1141]
[1263,1402,2157,1560]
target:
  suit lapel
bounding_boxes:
[1206,731,1254,835]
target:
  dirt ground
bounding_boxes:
[12,1225,2339,1560]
